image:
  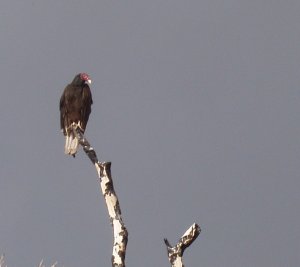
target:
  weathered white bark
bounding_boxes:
[73,127,128,267]
[95,162,128,266]
[164,223,201,267]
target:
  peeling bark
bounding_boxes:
[73,127,128,267]
[164,223,201,267]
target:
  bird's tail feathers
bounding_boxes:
[65,132,79,157]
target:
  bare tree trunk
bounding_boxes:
[164,223,201,267]
[73,126,200,267]
[73,127,128,267]
[2,128,201,267]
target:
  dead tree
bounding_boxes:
[73,125,200,267]
[73,127,128,267]
[1,126,201,267]
[164,223,201,267]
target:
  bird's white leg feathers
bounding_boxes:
[64,122,82,156]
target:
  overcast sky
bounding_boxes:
[0,1,299,266]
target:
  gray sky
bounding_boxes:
[0,1,299,266]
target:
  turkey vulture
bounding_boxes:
[60,73,93,157]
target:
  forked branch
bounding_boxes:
[73,126,199,267]
[164,223,201,267]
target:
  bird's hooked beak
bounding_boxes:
[85,79,92,85]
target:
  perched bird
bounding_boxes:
[60,73,93,157]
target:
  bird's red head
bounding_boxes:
[80,73,92,84]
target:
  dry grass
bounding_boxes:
[0,256,59,267]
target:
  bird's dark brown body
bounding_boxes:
[60,73,93,156]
